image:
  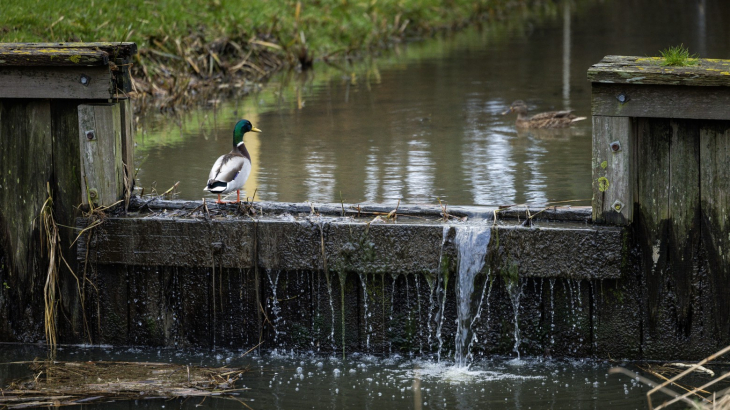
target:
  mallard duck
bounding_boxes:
[502,100,586,129]
[204,119,262,203]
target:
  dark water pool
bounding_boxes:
[1,345,656,409]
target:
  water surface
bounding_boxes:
[0,345,652,410]
[135,0,730,207]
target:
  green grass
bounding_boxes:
[0,0,553,106]
[659,44,699,67]
[0,0,519,55]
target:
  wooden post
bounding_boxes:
[591,116,632,224]
[0,42,137,344]
[78,103,124,206]
[589,55,730,358]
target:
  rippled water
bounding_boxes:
[0,345,653,409]
[136,0,730,207]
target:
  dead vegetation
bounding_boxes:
[0,360,251,409]
[130,33,287,111]
[611,345,730,409]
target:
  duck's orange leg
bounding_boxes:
[216,194,223,204]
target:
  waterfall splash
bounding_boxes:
[453,225,491,368]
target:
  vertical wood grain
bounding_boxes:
[78,103,123,206]
[119,99,135,209]
[699,121,730,344]
[0,99,52,342]
[592,115,632,224]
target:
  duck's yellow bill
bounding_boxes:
[251,127,263,133]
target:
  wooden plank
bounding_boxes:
[0,66,111,99]
[588,55,730,87]
[50,101,85,338]
[78,104,123,206]
[0,42,137,59]
[699,121,730,344]
[119,99,135,209]
[0,99,53,342]
[0,48,108,66]
[668,119,701,325]
[636,118,671,224]
[592,116,632,225]
[0,99,53,277]
[592,83,730,121]
[669,120,701,244]
[123,196,593,223]
[634,118,693,356]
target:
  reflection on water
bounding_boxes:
[0,345,650,410]
[136,0,730,206]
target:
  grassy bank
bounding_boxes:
[1,0,554,109]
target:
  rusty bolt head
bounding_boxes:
[610,140,621,152]
[80,74,90,86]
[88,188,98,199]
[612,200,624,212]
[86,130,95,140]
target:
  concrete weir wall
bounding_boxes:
[58,198,648,359]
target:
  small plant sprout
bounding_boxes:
[659,44,699,67]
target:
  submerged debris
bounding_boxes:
[1,360,250,409]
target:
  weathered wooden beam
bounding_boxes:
[588,55,730,87]
[76,217,624,279]
[0,66,112,99]
[0,42,137,60]
[592,116,633,225]
[77,104,123,206]
[592,83,730,121]
[125,196,592,223]
[699,122,730,345]
[119,99,135,209]
[0,48,108,66]
[0,42,138,99]
[0,99,53,342]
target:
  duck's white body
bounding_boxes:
[204,142,252,196]
[204,119,260,203]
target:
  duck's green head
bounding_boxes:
[233,119,262,145]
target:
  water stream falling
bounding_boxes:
[549,278,556,346]
[507,280,525,360]
[453,225,491,367]
[359,273,371,351]
[266,269,282,344]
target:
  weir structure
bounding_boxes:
[0,45,728,360]
[0,43,137,344]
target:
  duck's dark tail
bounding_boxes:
[204,180,227,193]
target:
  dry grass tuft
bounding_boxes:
[1,360,252,409]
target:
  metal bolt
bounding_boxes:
[89,188,98,199]
[86,130,95,140]
[612,200,624,212]
[80,74,90,86]
[610,140,621,152]
[616,93,629,103]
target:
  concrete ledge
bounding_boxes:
[78,200,623,279]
